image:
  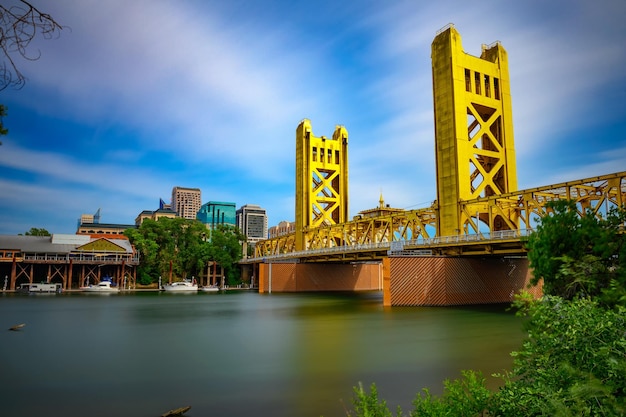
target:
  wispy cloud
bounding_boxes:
[1,0,624,234]
[0,142,170,199]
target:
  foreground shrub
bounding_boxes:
[348,296,626,417]
[489,296,626,416]
[350,371,490,417]
[411,370,491,417]
[349,382,403,417]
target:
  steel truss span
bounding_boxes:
[253,171,626,261]
[253,26,625,263]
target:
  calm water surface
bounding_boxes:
[0,291,524,417]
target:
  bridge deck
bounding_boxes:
[245,229,530,264]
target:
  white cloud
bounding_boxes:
[22,1,325,173]
[0,142,169,199]
[1,0,624,235]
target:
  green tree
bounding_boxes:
[125,219,169,285]
[526,200,626,305]
[206,225,246,286]
[171,217,211,279]
[125,217,210,285]
[125,219,246,286]
[22,227,50,236]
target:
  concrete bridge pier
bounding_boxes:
[383,256,542,306]
[257,262,383,293]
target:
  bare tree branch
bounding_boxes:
[0,0,63,90]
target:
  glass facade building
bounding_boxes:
[197,201,237,229]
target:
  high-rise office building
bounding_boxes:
[197,201,236,229]
[236,204,267,245]
[171,187,202,220]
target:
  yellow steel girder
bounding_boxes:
[255,206,437,257]
[253,24,625,260]
[431,24,518,237]
[295,119,349,251]
[254,171,626,259]
[458,171,626,233]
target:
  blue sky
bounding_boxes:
[1,0,625,235]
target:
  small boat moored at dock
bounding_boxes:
[200,285,220,292]
[162,279,198,292]
[18,282,63,294]
[80,280,119,293]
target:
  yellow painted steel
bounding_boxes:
[251,23,626,262]
[295,119,349,251]
[431,24,517,236]
[254,170,626,259]
[460,170,626,232]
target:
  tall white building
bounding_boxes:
[171,186,202,220]
[236,204,267,246]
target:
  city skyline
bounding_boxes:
[1,0,625,235]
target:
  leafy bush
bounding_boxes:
[411,370,491,417]
[489,296,626,416]
[349,383,403,417]
[348,297,626,417]
[349,371,491,417]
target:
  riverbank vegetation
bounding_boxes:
[125,218,246,286]
[348,201,626,416]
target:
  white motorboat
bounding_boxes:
[162,279,198,292]
[200,285,220,292]
[80,280,119,293]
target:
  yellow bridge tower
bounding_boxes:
[295,119,349,251]
[432,24,518,237]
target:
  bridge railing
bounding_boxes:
[396,228,531,247]
[253,229,532,262]
[18,253,140,263]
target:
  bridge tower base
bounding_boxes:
[383,256,541,306]
[257,262,382,293]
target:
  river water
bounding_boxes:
[0,290,524,417]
